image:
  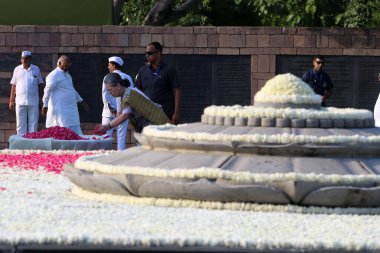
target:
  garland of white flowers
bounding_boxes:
[203,105,373,120]
[75,154,380,184]
[142,124,380,145]
[72,185,380,215]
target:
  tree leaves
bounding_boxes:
[119,0,380,27]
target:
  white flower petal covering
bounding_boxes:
[254,73,322,104]
[1,167,380,251]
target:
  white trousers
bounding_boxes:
[15,104,39,135]
[102,116,129,151]
[374,94,380,127]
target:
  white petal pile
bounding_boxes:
[1,168,380,251]
[254,73,322,104]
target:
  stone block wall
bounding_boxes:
[1,25,380,149]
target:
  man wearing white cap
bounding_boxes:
[102,56,134,150]
[9,51,44,135]
[42,55,89,135]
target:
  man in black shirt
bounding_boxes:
[135,42,181,124]
[302,55,334,107]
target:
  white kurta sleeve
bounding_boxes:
[42,76,57,107]
[116,97,122,113]
[126,75,135,88]
[36,68,44,84]
[10,68,17,85]
[74,90,83,103]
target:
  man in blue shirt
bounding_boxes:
[302,55,334,107]
[135,42,181,124]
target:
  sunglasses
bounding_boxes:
[145,51,158,56]
[315,61,324,65]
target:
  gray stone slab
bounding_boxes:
[85,146,147,165]
[221,155,293,174]
[64,165,133,195]
[292,157,369,175]
[301,185,380,207]
[125,150,232,169]
[132,177,290,203]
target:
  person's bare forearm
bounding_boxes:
[9,84,16,111]
[173,88,181,114]
[323,89,332,101]
[9,84,16,102]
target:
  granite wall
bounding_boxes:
[1,25,380,149]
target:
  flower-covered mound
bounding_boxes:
[254,73,322,104]
[22,126,110,141]
[23,126,85,140]
[2,150,380,251]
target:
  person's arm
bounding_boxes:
[9,68,17,111]
[323,74,334,102]
[72,88,89,111]
[98,111,130,133]
[168,66,181,124]
[41,75,58,116]
[38,85,44,111]
[135,68,143,90]
[102,80,117,113]
[126,75,135,88]
[9,84,16,111]
[323,89,333,102]
[35,68,45,110]
[172,88,181,124]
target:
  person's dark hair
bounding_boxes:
[104,73,131,87]
[313,55,325,61]
[109,61,122,69]
[148,41,163,53]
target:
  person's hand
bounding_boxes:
[81,100,89,111]
[41,107,48,117]
[9,101,15,112]
[171,111,181,125]
[97,124,109,133]
[378,72,380,82]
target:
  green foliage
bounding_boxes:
[120,0,156,25]
[343,0,378,28]
[120,0,380,27]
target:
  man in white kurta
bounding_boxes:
[9,51,44,135]
[42,55,88,135]
[102,56,134,150]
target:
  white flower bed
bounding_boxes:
[254,73,322,104]
[1,167,380,251]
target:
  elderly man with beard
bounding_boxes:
[41,55,89,135]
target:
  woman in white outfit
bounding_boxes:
[101,56,134,150]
